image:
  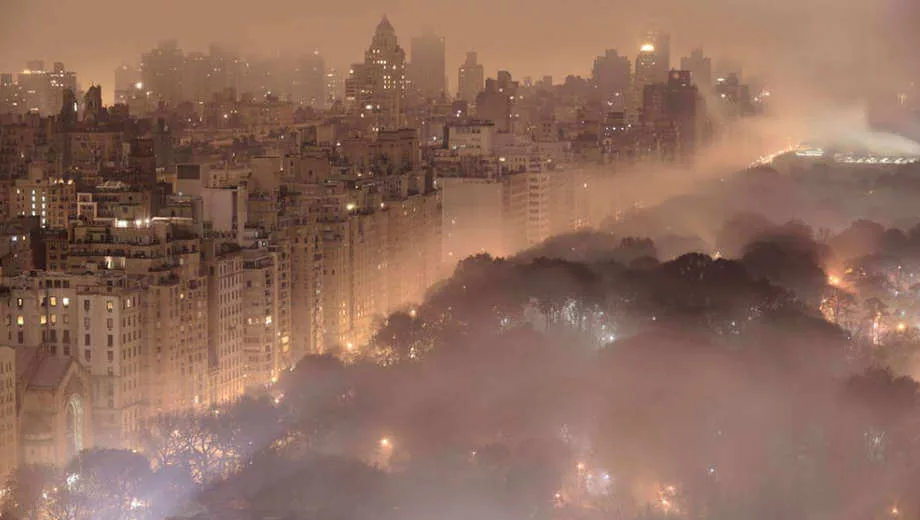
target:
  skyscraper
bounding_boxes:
[83,85,103,124]
[345,16,407,129]
[641,70,701,162]
[410,30,447,100]
[18,61,76,115]
[294,51,326,108]
[592,49,631,111]
[644,29,671,81]
[458,51,484,105]
[325,69,340,106]
[182,51,213,103]
[114,65,141,105]
[141,40,185,106]
[633,44,660,120]
[681,48,712,91]
[475,71,519,133]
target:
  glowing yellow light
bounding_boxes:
[640,43,656,52]
[828,275,841,287]
[409,309,417,318]
[576,462,586,471]
[134,81,143,89]
[380,437,391,448]
[897,323,907,332]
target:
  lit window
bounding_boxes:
[16,316,23,326]
[106,300,114,312]
[50,296,57,307]
[40,315,47,325]
[63,297,70,307]
[51,314,57,325]
[16,298,23,308]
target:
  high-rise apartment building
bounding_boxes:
[12,176,77,230]
[458,52,485,105]
[76,276,145,449]
[65,220,209,414]
[274,224,323,359]
[205,241,245,404]
[5,271,145,450]
[242,247,292,387]
[17,62,77,115]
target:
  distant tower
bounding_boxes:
[59,89,78,127]
[345,16,407,129]
[458,51,484,105]
[633,43,659,120]
[295,51,326,108]
[84,85,103,124]
[114,64,141,105]
[681,48,712,91]
[141,40,185,106]
[643,29,671,81]
[410,29,447,100]
[592,49,631,112]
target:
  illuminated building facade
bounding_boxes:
[205,241,245,404]
[17,62,77,115]
[345,16,408,129]
[12,176,77,229]
[242,247,292,387]
[5,272,146,450]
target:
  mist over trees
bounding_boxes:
[11,163,920,519]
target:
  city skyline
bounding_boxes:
[2,0,915,107]
[2,1,920,518]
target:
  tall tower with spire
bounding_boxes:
[345,16,407,130]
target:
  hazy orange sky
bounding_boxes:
[1,0,915,104]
